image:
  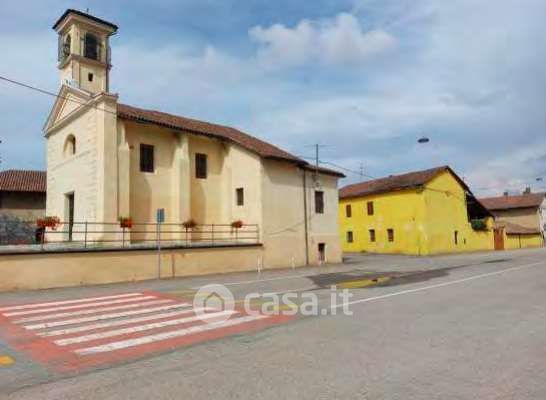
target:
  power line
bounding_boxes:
[7,74,542,193]
[296,155,375,179]
[0,75,118,117]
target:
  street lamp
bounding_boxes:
[417,137,430,144]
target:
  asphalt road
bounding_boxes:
[1,248,546,399]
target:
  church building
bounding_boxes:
[44,9,343,267]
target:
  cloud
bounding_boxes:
[1,0,545,198]
[249,13,397,68]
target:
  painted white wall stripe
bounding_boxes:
[3,296,158,317]
[55,310,238,346]
[13,298,166,323]
[75,315,268,355]
[24,302,192,330]
[0,293,142,312]
[331,260,546,310]
[37,306,216,337]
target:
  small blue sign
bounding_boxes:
[156,208,165,223]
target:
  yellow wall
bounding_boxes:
[0,246,264,292]
[505,233,544,250]
[422,172,494,254]
[339,189,425,255]
[339,170,496,255]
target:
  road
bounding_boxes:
[1,248,545,399]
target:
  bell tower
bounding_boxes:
[53,9,118,94]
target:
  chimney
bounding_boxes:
[523,187,531,195]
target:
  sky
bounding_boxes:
[0,0,545,196]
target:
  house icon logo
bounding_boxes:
[193,284,235,324]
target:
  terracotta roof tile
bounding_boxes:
[0,170,46,193]
[496,221,542,235]
[53,9,118,31]
[339,166,457,199]
[117,103,306,165]
[479,193,545,211]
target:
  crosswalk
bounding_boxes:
[0,291,290,372]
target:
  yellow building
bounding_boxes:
[338,166,497,255]
[480,192,545,250]
[44,9,344,268]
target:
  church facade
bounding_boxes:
[44,9,343,267]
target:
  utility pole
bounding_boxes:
[315,144,319,182]
[359,163,364,181]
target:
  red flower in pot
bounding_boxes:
[37,216,61,230]
[231,220,244,229]
[119,217,133,229]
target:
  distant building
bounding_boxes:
[338,166,495,255]
[43,9,344,266]
[0,170,46,220]
[479,192,545,249]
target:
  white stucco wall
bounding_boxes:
[46,105,99,237]
[46,94,342,266]
[261,160,342,267]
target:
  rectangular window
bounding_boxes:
[88,73,94,82]
[369,229,376,242]
[139,144,154,173]
[387,229,394,242]
[236,188,244,206]
[347,231,354,243]
[367,201,374,216]
[346,204,352,218]
[315,191,324,214]
[454,230,459,245]
[195,153,207,179]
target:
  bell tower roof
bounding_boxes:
[52,9,118,33]
[53,9,117,94]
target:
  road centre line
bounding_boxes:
[189,254,527,289]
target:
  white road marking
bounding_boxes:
[3,296,158,317]
[0,293,142,312]
[190,252,540,289]
[55,310,238,346]
[37,306,216,337]
[24,302,192,330]
[75,314,268,355]
[14,298,167,323]
[331,260,546,310]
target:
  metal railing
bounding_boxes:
[0,219,260,252]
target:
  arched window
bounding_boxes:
[63,34,71,59]
[64,135,76,157]
[84,33,99,60]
